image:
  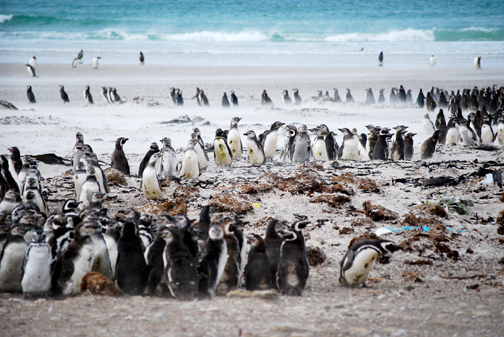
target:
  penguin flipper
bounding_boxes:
[340,250,356,273]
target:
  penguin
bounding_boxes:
[398,85,407,103]
[144,228,167,295]
[417,89,425,108]
[91,57,101,69]
[339,239,400,287]
[101,87,110,104]
[222,92,230,109]
[405,89,413,103]
[332,88,341,102]
[72,58,78,68]
[227,117,243,159]
[26,86,36,103]
[230,90,238,106]
[79,166,101,209]
[179,140,200,179]
[345,88,354,103]
[244,234,272,291]
[161,226,199,300]
[264,219,282,289]
[214,128,233,166]
[22,177,48,215]
[429,55,436,68]
[142,152,163,200]
[365,88,375,105]
[138,214,154,250]
[438,91,448,109]
[312,128,329,161]
[261,90,274,107]
[261,121,285,160]
[111,88,121,103]
[111,137,130,175]
[372,128,392,160]
[280,124,297,162]
[193,205,213,244]
[90,222,113,280]
[0,190,21,213]
[244,130,266,165]
[376,89,385,104]
[276,222,309,296]
[108,87,114,103]
[474,56,481,69]
[84,85,93,104]
[459,119,478,146]
[423,114,436,136]
[76,50,83,60]
[403,132,416,160]
[496,117,504,146]
[20,230,50,298]
[58,85,69,103]
[138,142,159,177]
[198,224,228,298]
[73,161,86,200]
[175,89,184,106]
[29,56,37,69]
[293,89,302,105]
[190,133,210,170]
[172,214,199,260]
[445,119,460,145]
[390,126,407,161]
[378,51,383,64]
[6,147,22,179]
[26,64,36,77]
[103,220,120,278]
[215,219,240,295]
[421,130,440,159]
[291,124,311,163]
[339,128,360,160]
[282,90,292,105]
[389,88,398,103]
[481,119,495,144]
[0,225,29,292]
[139,51,144,65]
[115,218,148,295]
[52,221,96,296]
[158,137,178,179]
[426,92,436,112]
[199,90,209,106]
[83,152,109,194]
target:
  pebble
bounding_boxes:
[153,311,169,319]
[50,316,60,321]
[471,311,491,317]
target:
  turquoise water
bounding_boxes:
[1,0,504,66]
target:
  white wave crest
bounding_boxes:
[324,29,434,42]
[461,27,499,33]
[0,14,13,23]
[160,31,269,42]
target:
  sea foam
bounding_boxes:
[0,14,13,23]
[324,29,435,42]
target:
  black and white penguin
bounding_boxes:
[377,89,386,104]
[390,125,407,161]
[144,228,167,295]
[190,133,210,170]
[179,140,200,179]
[111,137,130,175]
[438,91,448,109]
[138,142,159,177]
[426,92,436,112]
[282,90,292,105]
[111,88,121,103]
[91,56,101,69]
[214,129,233,166]
[365,88,375,105]
[84,85,93,104]
[138,214,154,250]
[244,130,266,165]
[325,131,340,161]
[0,190,21,213]
[142,152,163,200]
[172,214,199,260]
[59,85,69,103]
[79,166,101,208]
[332,88,341,102]
[215,219,240,295]
[459,119,478,146]
[198,224,228,298]
[72,58,78,68]
[261,90,274,107]
[116,219,148,295]
[193,205,213,244]
[76,50,83,60]
[261,121,285,160]
[101,87,110,104]
[474,56,481,69]
[276,222,309,296]
[160,226,199,300]
[139,51,145,65]
[293,88,302,105]
[429,55,436,68]
[345,88,354,103]
[404,132,416,160]
[227,117,243,159]
[312,128,329,161]
[406,90,413,103]
[21,231,51,298]
[481,118,495,144]
[421,130,440,159]
[1,157,20,195]
[417,89,425,108]
[445,118,460,146]
[291,124,311,163]
[29,56,37,69]
[280,124,297,162]
[22,176,48,215]
[398,85,407,103]
[389,88,398,103]
[26,85,36,103]
[8,147,22,178]
[0,225,29,292]
[222,92,230,109]
[90,221,113,280]
[230,90,238,106]
[199,90,209,106]
[339,128,360,160]
[264,219,282,289]
[158,137,178,179]
[245,234,272,291]
[423,113,436,136]
[103,220,120,278]
[26,64,36,77]
[339,239,400,287]
[372,128,392,160]
[378,51,383,64]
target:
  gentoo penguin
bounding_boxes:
[339,128,360,160]
[91,56,101,69]
[245,234,272,290]
[398,85,407,103]
[339,239,400,287]
[261,121,285,160]
[417,89,426,108]
[423,113,436,136]
[0,226,29,292]
[90,222,113,280]
[190,133,210,170]
[216,219,240,295]
[282,90,292,105]
[276,222,309,296]
[261,90,274,107]
[26,64,36,77]
[144,228,167,295]
[222,92,230,108]
[293,88,302,105]
[26,85,36,103]
[142,152,163,199]
[111,137,130,175]
[139,51,144,65]
[291,124,311,163]
[138,142,159,177]
[59,85,69,103]
[179,140,200,179]
[426,92,436,112]
[404,133,416,160]
[52,222,96,296]
[230,90,238,106]
[474,56,481,69]
[158,137,178,179]
[312,128,329,161]
[21,231,51,298]
[79,166,101,209]
[29,56,37,69]
[244,130,266,165]
[421,130,440,159]
[76,50,83,60]
[101,87,110,104]
[372,128,392,160]
[390,126,407,160]
[345,88,354,103]
[429,55,436,68]
[365,88,375,105]
[264,219,282,289]
[378,51,383,64]
[115,218,148,295]
[84,85,93,104]
[198,224,228,298]
[227,117,243,159]
[214,128,233,166]
[72,58,78,68]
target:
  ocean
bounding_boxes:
[1,0,504,67]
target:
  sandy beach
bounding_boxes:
[1,62,504,336]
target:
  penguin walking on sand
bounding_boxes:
[261,121,285,160]
[21,231,51,298]
[339,239,400,287]
[293,89,302,105]
[277,222,309,296]
[198,224,228,298]
[91,57,101,69]
[404,133,416,160]
[227,117,243,159]
[84,85,93,104]
[222,92,230,109]
[429,55,436,68]
[282,90,292,105]
[139,51,145,65]
[365,88,375,105]
[245,234,272,290]
[111,137,130,175]
[214,128,233,166]
[26,86,36,103]
[101,87,110,104]
[390,125,407,161]
[142,153,163,200]
[421,130,440,159]
[291,125,311,163]
[481,119,495,144]
[345,88,354,103]
[26,64,36,77]
[158,137,178,179]
[60,85,69,103]
[230,90,238,106]
[474,56,481,69]
[0,226,29,292]
[138,142,159,177]
[244,130,266,165]
[261,90,274,107]
[179,140,200,179]
[29,56,37,69]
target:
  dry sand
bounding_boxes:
[0,63,503,336]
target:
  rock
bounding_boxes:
[225,289,279,299]
[363,201,398,221]
[306,245,326,266]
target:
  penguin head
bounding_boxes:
[230,117,242,127]
[160,137,172,147]
[270,121,285,131]
[86,166,96,175]
[379,240,401,254]
[11,225,29,236]
[278,227,297,241]
[159,226,180,244]
[3,190,21,203]
[173,214,192,232]
[292,221,309,232]
[220,218,236,235]
[298,124,308,133]
[215,128,224,137]
[208,224,224,241]
[91,191,106,203]
[24,190,37,202]
[249,234,266,251]
[149,142,159,152]
[243,130,257,139]
[139,213,152,227]
[32,230,46,243]
[193,128,201,136]
[117,137,128,147]
[186,140,197,149]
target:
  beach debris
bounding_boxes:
[263,171,324,195]
[80,272,120,297]
[0,100,18,110]
[306,245,326,266]
[210,193,253,215]
[104,167,127,186]
[333,173,379,192]
[434,194,473,215]
[352,217,375,227]
[237,182,274,195]
[309,193,351,207]
[226,289,279,299]
[29,153,69,165]
[161,115,204,124]
[375,228,393,236]
[363,201,398,221]
[339,227,355,235]
[404,259,433,265]
[421,176,457,187]
[403,271,424,282]
[497,211,504,235]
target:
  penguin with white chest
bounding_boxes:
[179,140,200,179]
[339,128,360,160]
[245,234,272,291]
[158,137,178,179]
[227,117,243,159]
[215,219,240,295]
[190,133,210,170]
[79,166,101,208]
[261,121,285,160]
[339,239,400,287]
[84,85,94,104]
[111,137,130,175]
[142,152,163,200]
[21,231,51,298]
[26,64,36,77]
[291,124,311,163]
[213,128,233,166]
[90,220,113,280]
[198,224,228,298]
[0,225,29,292]
[244,130,266,165]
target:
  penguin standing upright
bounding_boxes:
[291,125,311,163]
[59,85,69,103]
[142,153,163,200]
[372,129,392,160]
[261,121,285,160]
[378,51,383,63]
[29,56,37,69]
[426,92,436,112]
[179,140,200,179]
[198,224,228,298]
[111,137,130,175]
[91,57,101,69]
[312,128,329,161]
[21,231,51,298]
[115,219,148,295]
[213,129,233,166]
[339,239,400,287]
[157,137,178,179]
[339,128,360,160]
[84,85,94,104]
[245,234,272,291]
[144,229,167,295]
[0,226,29,292]
[421,130,440,159]
[190,133,210,170]
[227,117,243,159]
[139,51,145,65]
[103,221,121,278]
[403,132,416,160]
[365,88,375,105]
[26,64,36,77]
[244,130,266,165]
[282,90,292,105]
[293,89,302,105]
[222,92,230,109]
[26,86,36,103]
[215,219,240,295]
[261,90,274,107]
[161,226,199,300]
[429,55,436,68]
[345,89,354,103]
[276,222,309,296]
[264,219,282,289]
[390,125,407,161]
[138,142,159,177]
[280,125,297,162]
[474,56,481,69]
[230,90,238,106]
[79,166,101,208]
[417,89,425,108]
[90,222,113,280]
